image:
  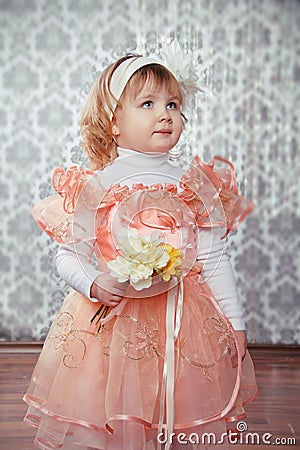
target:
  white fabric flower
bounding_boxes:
[108,229,170,290]
[159,40,203,107]
[108,256,134,283]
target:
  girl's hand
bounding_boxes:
[90,273,128,307]
[231,330,248,368]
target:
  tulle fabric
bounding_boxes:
[24,155,257,449]
[24,270,257,450]
[31,156,254,246]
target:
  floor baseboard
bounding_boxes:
[0,340,299,354]
[0,341,43,353]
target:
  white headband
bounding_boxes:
[107,41,202,119]
[108,56,168,118]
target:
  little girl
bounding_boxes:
[24,49,257,450]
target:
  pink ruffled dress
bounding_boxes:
[23,155,257,450]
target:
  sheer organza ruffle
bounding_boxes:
[31,155,253,245]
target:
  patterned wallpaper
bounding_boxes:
[0,0,299,344]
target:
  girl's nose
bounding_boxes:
[159,108,172,123]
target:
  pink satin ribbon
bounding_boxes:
[23,393,109,433]
[157,277,183,450]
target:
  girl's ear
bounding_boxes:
[111,116,120,137]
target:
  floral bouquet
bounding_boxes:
[91,229,183,330]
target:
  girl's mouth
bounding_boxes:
[154,129,172,134]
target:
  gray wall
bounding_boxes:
[0,0,299,343]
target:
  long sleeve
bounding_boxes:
[55,239,101,302]
[197,228,246,330]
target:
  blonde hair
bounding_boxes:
[80,54,183,171]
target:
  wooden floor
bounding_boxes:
[0,345,299,450]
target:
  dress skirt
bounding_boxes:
[23,265,257,450]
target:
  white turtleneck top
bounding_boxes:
[55,148,246,330]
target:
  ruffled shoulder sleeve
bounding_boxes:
[179,155,254,237]
[31,166,108,244]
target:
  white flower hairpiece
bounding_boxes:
[107,40,202,117]
[159,40,203,107]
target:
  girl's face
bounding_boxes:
[112,81,183,153]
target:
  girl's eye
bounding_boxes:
[167,102,178,109]
[142,101,153,108]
